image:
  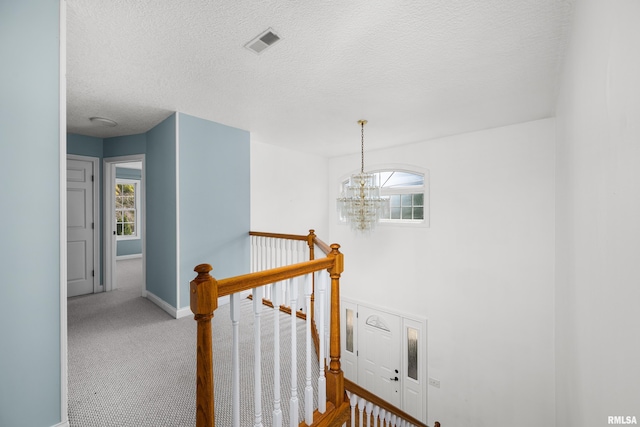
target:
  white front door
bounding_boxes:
[357,306,402,407]
[67,158,95,297]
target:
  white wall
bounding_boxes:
[251,141,330,237]
[555,1,640,426]
[329,119,556,427]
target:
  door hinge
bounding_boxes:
[356,312,359,318]
[357,350,359,356]
[92,270,95,277]
[92,222,94,229]
[91,175,94,182]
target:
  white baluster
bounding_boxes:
[366,402,373,427]
[260,236,266,272]
[230,293,240,427]
[372,405,380,427]
[289,278,299,426]
[250,235,255,272]
[304,274,314,425]
[379,409,387,427]
[271,282,282,427]
[316,271,326,413]
[253,286,264,427]
[390,414,396,427]
[350,393,358,427]
[276,238,282,269]
[358,398,366,427]
[324,271,331,369]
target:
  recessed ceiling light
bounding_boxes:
[89,116,117,127]
[245,28,281,54]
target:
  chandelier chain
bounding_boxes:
[360,120,365,173]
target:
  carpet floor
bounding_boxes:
[68,258,318,426]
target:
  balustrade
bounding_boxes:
[191,230,438,427]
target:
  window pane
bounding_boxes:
[414,207,424,220]
[117,224,123,235]
[413,193,424,206]
[391,207,401,219]
[115,197,123,208]
[123,223,135,235]
[381,171,424,188]
[122,196,135,208]
[122,184,134,194]
[390,194,401,207]
[407,328,418,380]
[402,207,412,219]
[346,309,354,353]
[123,210,135,222]
[381,198,391,219]
[116,211,123,221]
[401,194,412,206]
[115,184,122,196]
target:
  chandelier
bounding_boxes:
[337,120,388,232]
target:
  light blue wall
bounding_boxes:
[0,0,62,426]
[178,113,250,308]
[146,114,178,306]
[67,133,104,158]
[116,167,143,257]
[104,132,147,157]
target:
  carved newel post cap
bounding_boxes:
[194,263,213,275]
[190,264,217,316]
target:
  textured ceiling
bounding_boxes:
[66,0,574,157]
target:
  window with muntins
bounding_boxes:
[115,179,139,238]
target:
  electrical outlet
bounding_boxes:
[428,377,440,388]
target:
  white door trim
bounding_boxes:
[103,155,146,295]
[59,1,68,423]
[67,154,101,293]
[341,297,428,423]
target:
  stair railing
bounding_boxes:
[190,230,345,427]
[344,379,432,427]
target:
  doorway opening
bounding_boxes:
[103,155,145,296]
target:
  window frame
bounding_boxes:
[115,178,140,240]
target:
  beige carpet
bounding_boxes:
[67,258,318,426]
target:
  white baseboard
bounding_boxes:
[144,292,234,319]
[174,295,230,318]
[176,306,192,319]
[51,420,70,427]
[145,290,179,319]
[116,253,142,260]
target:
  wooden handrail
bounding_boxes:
[249,230,310,241]
[249,229,332,257]
[217,257,335,297]
[313,237,332,256]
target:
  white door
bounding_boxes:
[67,159,94,297]
[357,306,402,407]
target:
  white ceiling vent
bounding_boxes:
[245,28,281,54]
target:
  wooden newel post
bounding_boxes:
[326,243,344,407]
[307,229,316,321]
[190,264,218,427]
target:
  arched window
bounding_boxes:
[340,168,429,226]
